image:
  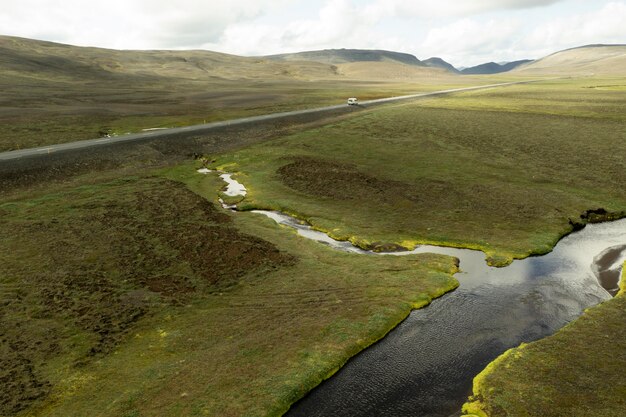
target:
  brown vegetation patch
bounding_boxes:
[0,340,52,415]
[277,157,426,202]
[0,177,294,415]
[276,157,542,223]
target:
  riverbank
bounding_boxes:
[462,263,626,417]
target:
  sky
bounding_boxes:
[1,0,625,67]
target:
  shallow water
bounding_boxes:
[201,169,626,416]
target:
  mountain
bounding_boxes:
[461,60,533,75]
[513,44,626,75]
[265,49,425,66]
[423,57,459,73]
[263,48,461,81]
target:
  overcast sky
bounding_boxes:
[1,0,625,67]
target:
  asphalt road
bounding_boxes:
[0,80,533,162]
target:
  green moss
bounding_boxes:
[217,192,245,205]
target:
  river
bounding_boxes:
[202,168,626,417]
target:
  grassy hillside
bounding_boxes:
[0,36,479,152]
[514,44,626,75]
[0,163,458,417]
[0,35,338,82]
[462,264,626,417]
[423,57,460,73]
[210,77,626,266]
[334,61,451,80]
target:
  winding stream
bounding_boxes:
[200,169,626,417]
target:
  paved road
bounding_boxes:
[0,80,533,161]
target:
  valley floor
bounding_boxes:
[2,76,625,417]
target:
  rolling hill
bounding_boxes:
[423,57,460,73]
[513,44,626,75]
[0,35,339,82]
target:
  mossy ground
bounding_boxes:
[1,163,458,417]
[213,77,626,265]
[462,264,626,417]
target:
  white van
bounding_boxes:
[347,97,358,106]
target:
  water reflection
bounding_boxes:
[284,219,626,417]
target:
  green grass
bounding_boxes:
[416,77,626,120]
[462,264,626,417]
[211,77,626,265]
[1,164,458,417]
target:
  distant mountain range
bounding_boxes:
[460,60,534,75]
[264,49,425,67]
[265,49,542,75]
[265,49,540,75]
[1,35,624,83]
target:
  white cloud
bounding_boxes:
[416,1,626,66]
[0,0,623,67]
[523,1,626,54]
[420,18,525,66]
[364,0,565,19]
[208,0,403,56]
[0,0,290,49]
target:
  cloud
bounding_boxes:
[208,0,403,56]
[364,0,565,19]
[523,1,626,53]
[0,0,623,67]
[0,0,289,49]
[420,18,525,66]
[416,1,626,66]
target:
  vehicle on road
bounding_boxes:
[347,97,358,105]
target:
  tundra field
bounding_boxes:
[1,73,625,417]
[1,165,458,417]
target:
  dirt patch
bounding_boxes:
[0,177,294,415]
